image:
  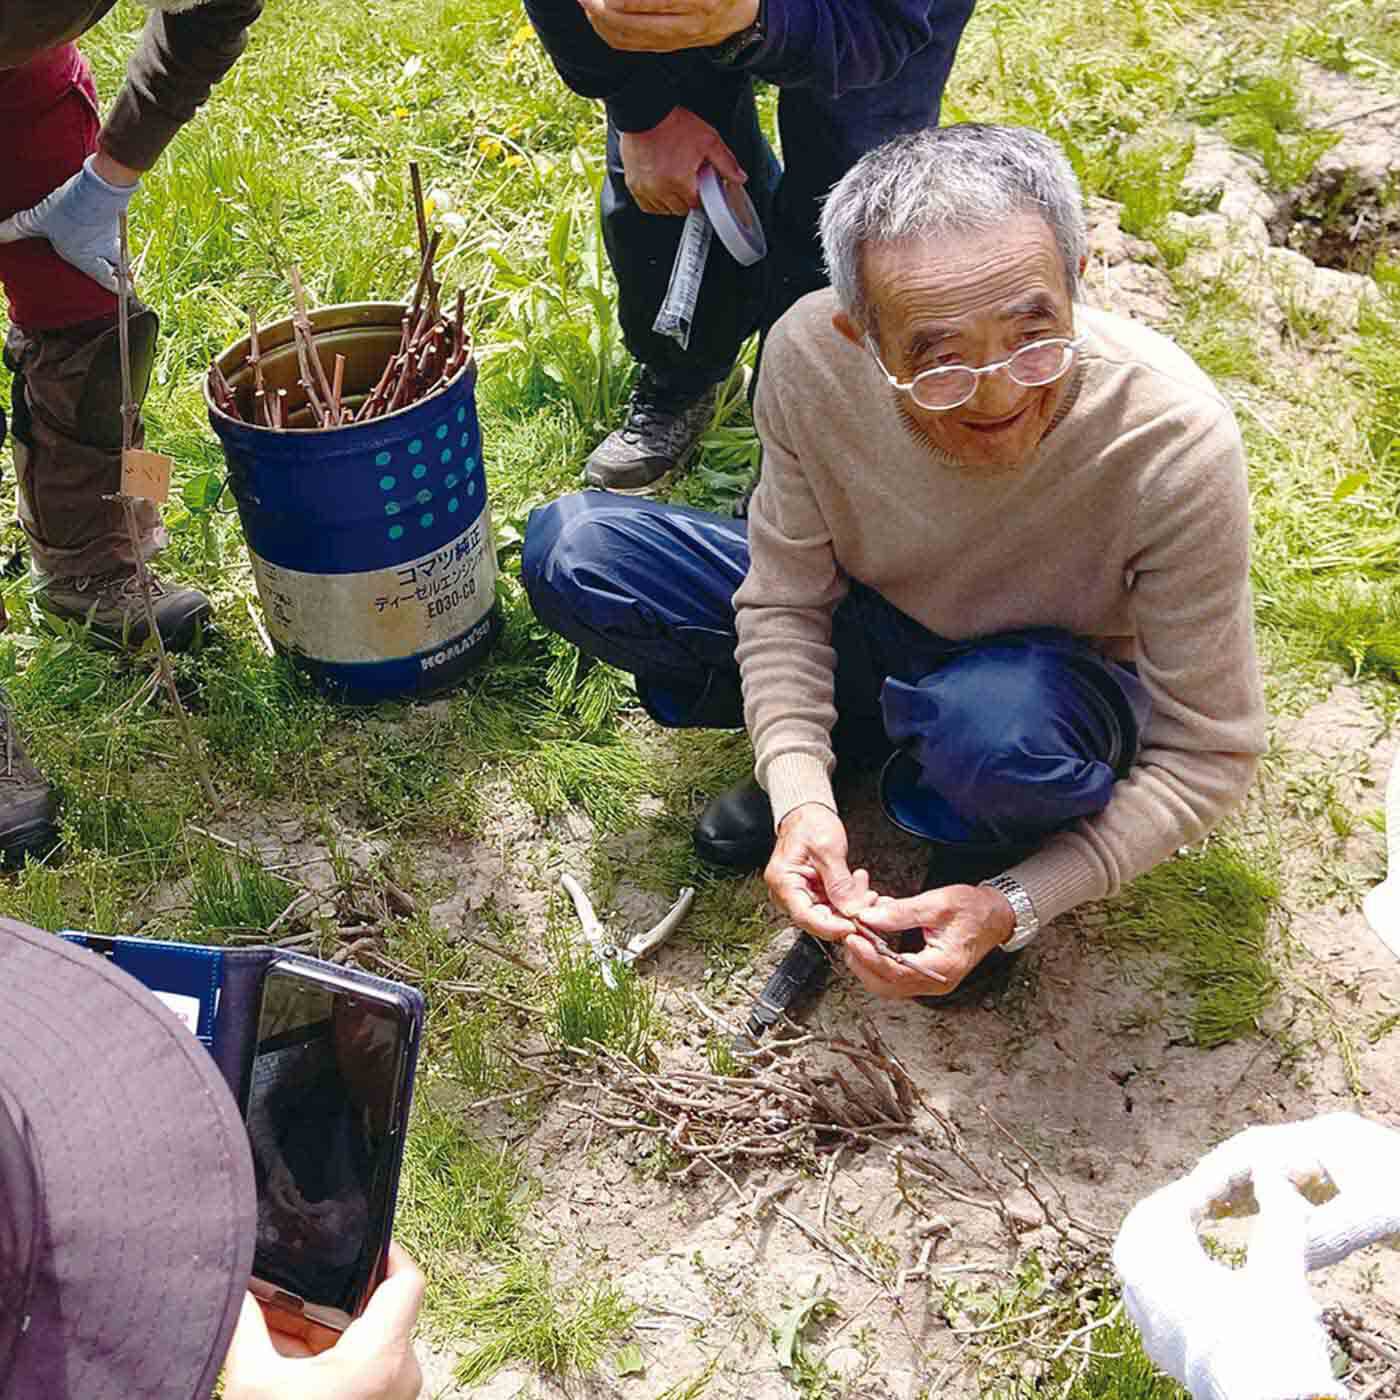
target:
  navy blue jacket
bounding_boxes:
[522,0,960,132]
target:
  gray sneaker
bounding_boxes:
[37,566,211,651]
[0,697,58,865]
[584,377,718,491]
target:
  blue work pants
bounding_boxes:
[522,493,1150,853]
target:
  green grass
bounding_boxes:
[189,843,295,933]
[452,1254,636,1384]
[546,904,660,1061]
[1102,838,1280,1047]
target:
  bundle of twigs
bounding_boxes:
[207,162,471,430]
[559,1012,920,1169]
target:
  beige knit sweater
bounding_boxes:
[734,290,1267,927]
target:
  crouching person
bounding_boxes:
[522,123,1266,1003]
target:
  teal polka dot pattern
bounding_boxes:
[366,402,482,549]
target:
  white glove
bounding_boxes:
[0,155,137,293]
[1113,1112,1400,1400]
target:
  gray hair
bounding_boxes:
[819,123,1088,332]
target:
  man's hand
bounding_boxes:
[579,0,759,53]
[0,154,139,294]
[765,803,876,941]
[619,107,746,215]
[841,885,1014,999]
[223,1241,425,1400]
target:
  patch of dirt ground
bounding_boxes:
[203,69,1400,1399]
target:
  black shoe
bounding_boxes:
[923,839,1036,892]
[584,375,718,492]
[0,698,59,865]
[694,776,773,870]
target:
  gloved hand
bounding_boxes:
[1112,1112,1400,1399]
[0,155,138,293]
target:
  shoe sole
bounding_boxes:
[584,462,676,494]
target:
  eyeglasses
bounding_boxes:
[867,336,1082,411]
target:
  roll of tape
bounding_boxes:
[698,163,767,266]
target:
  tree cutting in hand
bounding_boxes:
[845,885,1014,999]
[578,0,759,53]
[765,803,878,941]
[619,106,747,215]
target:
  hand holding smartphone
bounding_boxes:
[245,960,423,1339]
[224,1241,426,1400]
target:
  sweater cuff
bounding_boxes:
[762,752,836,829]
[999,842,1106,930]
[99,89,178,174]
[605,79,677,134]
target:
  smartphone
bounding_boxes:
[244,958,423,1336]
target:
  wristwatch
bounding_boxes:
[711,0,766,65]
[979,874,1040,952]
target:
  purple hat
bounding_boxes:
[0,919,256,1399]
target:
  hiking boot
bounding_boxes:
[584,376,718,491]
[36,566,211,651]
[0,698,59,865]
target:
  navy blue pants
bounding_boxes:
[521,0,974,395]
[523,493,1151,851]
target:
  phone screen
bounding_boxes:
[246,965,408,1320]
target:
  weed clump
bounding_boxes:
[453,1255,635,1385]
[547,913,659,1062]
[189,844,295,933]
[1101,838,1279,1047]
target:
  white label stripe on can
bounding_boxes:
[250,511,498,666]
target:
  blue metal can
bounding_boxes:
[207,302,501,702]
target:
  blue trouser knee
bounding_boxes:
[522,493,1151,848]
[879,637,1150,846]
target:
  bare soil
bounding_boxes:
[209,63,1400,1399]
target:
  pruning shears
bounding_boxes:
[560,873,694,989]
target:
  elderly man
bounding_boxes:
[523,0,974,490]
[523,123,1266,1001]
[0,0,261,860]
